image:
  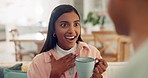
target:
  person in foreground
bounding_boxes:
[27,4,108,78]
[108,0,148,78]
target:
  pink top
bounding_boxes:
[27,42,101,78]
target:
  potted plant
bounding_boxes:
[84,11,106,30]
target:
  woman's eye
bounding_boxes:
[74,23,80,27]
[61,23,67,27]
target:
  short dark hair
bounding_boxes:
[40,4,83,53]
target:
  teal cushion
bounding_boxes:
[8,63,23,70]
[0,63,23,78]
[4,68,27,78]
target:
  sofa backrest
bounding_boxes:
[104,62,127,78]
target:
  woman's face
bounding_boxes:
[55,11,80,50]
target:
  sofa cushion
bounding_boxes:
[0,63,22,78]
[0,68,4,78]
[8,63,22,70]
[4,68,27,78]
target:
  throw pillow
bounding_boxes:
[4,68,27,78]
[0,67,4,78]
[0,63,22,78]
[9,63,22,70]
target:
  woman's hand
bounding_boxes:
[91,73,103,78]
[91,58,108,78]
[50,53,77,78]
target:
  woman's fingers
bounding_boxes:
[91,73,103,78]
[99,62,107,71]
[67,62,76,69]
[59,53,74,62]
[99,59,108,68]
[94,67,100,74]
[96,65,104,74]
[65,55,77,69]
[67,54,77,62]
[94,58,108,74]
[62,53,77,63]
[58,53,76,70]
[50,53,77,77]
[95,58,108,68]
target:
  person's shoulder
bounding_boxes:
[32,50,52,64]
[112,41,148,78]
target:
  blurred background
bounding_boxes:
[0,0,135,78]
[0,0,133,63]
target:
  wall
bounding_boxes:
[0,24,6,41]
[0,0,41,26]
[73,0,83,21]
[0,0,60,41]
[60,0,74,5]
[0,0,60,27]
[41,0,60,26]
[0,0,115,40]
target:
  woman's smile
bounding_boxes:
[65,35,77,43]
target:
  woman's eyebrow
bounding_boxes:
[60,21,68,23]
[74,20,80,22]
[60,20,80,23]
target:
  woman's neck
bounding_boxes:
[54,43,77,57]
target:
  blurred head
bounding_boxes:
[40,4,82,53]
[108,0,148,36]
[108,0,148,50]
[107,0,130,36]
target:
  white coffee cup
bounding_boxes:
[76,57,95,78]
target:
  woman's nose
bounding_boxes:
[68,26,75,34]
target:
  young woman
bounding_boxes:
[28,4,108,78]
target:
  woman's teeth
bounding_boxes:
[66,36,75,39]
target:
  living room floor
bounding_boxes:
[0,41,32,62]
